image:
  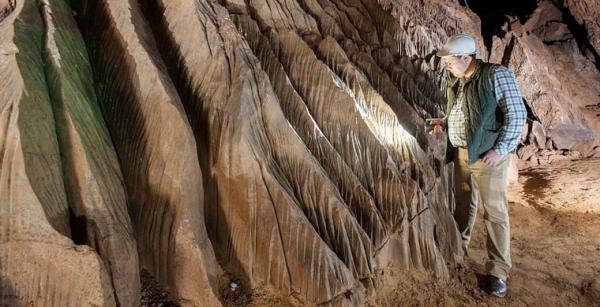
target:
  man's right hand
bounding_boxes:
[426,118,445,135]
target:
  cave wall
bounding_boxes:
[1,0,598,306]
[486,0,600,164]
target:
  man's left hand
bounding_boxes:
[481,149,503,167]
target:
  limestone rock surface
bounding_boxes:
[564,0,600,53]
[1,1,118,305]
[2,0,599,306]
[490,0,600,153]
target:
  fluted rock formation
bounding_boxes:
[1,1,120,305]
[41,0,140,305]
[2,0,599,305]
[73,0,222,304]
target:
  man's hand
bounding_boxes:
[426,118,445,135]
[481,149,503,167]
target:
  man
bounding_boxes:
[428,34,527,298]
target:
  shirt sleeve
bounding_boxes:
[492,66,527,156]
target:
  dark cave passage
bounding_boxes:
[461,0,538,52]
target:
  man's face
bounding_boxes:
[441,55,472,77]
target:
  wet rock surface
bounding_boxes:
[1,0,599,306]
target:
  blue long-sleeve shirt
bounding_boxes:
[492,66,527,156]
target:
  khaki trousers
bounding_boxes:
[454,148,512,279]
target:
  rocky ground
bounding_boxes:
[140,270,179,307]
[375,157,600,306]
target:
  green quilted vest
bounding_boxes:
[445,61,504,165]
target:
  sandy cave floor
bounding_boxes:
[142,157,600,306]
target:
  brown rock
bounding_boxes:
[526,1,570,43]
[529,121,547,149]
[375,0,485,59]
[564,0,600,52]
[491,1,600,150]
[41,0,140,305]
[222,0,247,14]
[505,34,595,150]
[74,0,222,305]
[10,0,600,305]
[592,147,600,158]
[138,0,463,304]
[521,121,530,143]
[547,154,569,162]
[0,0,16,22]
[0,1,115,305]
[141,1,366,304]
[571,141,597,158]
[489,31,512,64]
[2,0,471,304]
[517,144,538,161]
[567,150,583,159]
[248,0,319,33]
[236,16,387,248]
